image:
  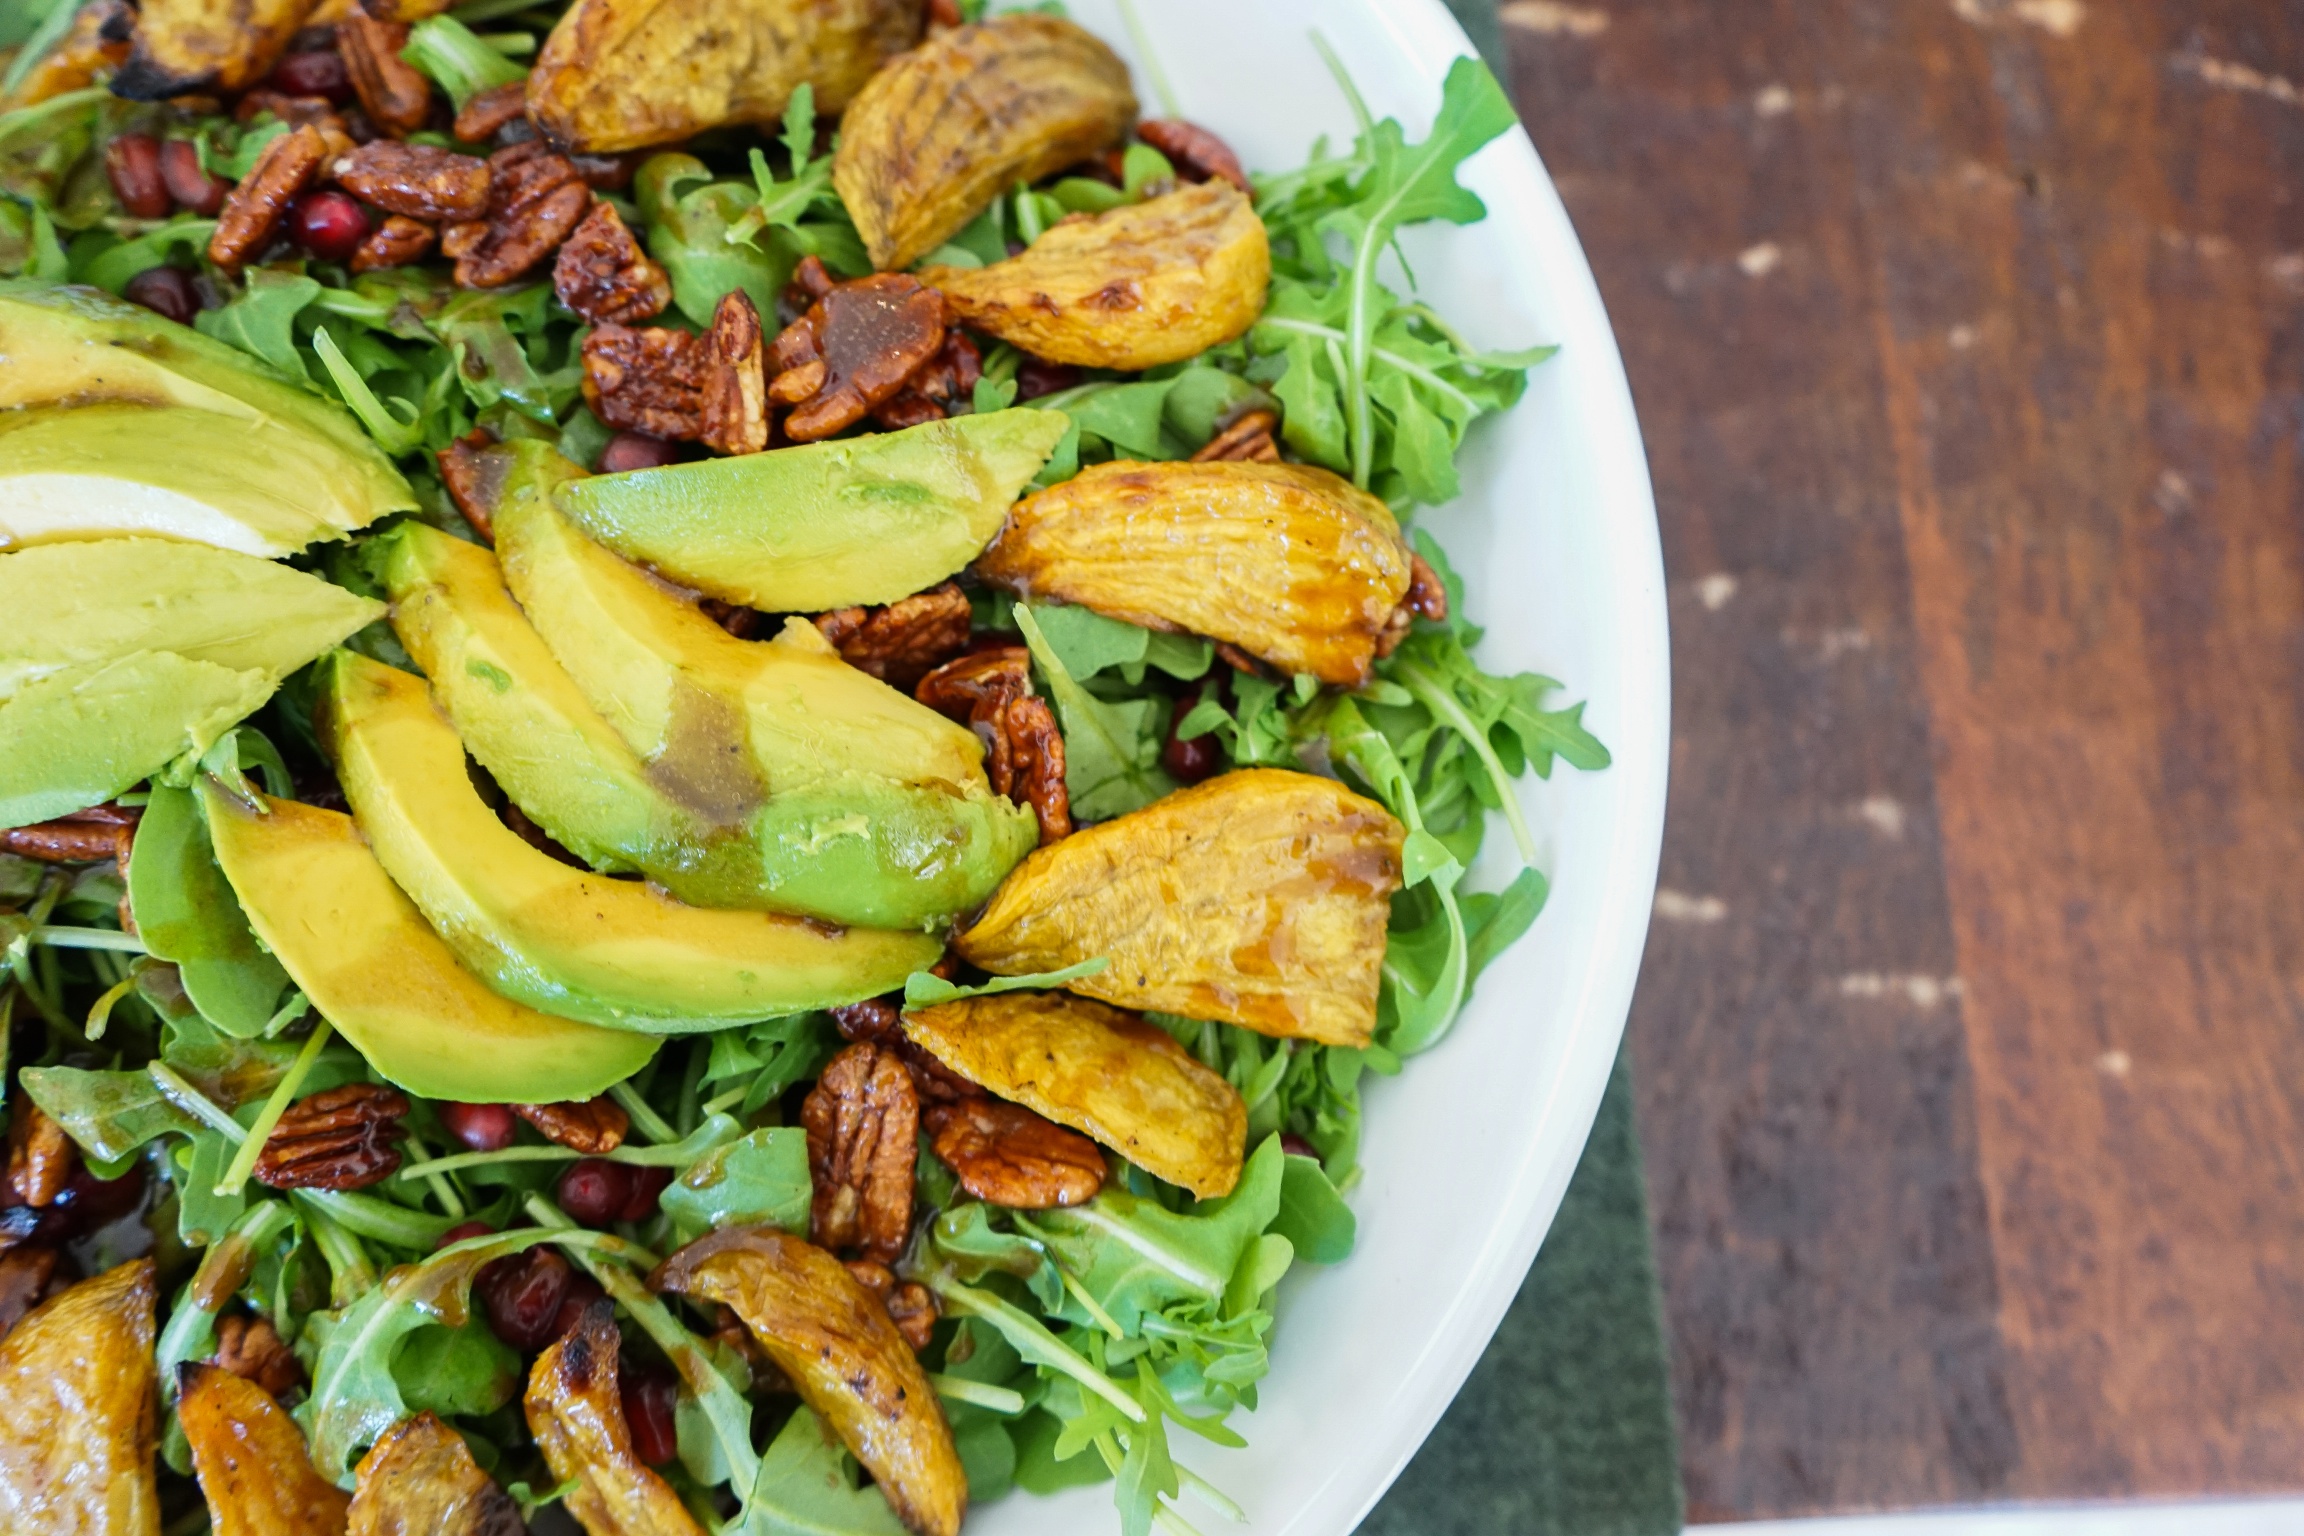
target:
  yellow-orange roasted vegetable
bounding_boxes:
[923,182,1268,369]
[2,0,132,108]
[348,1412,522,1536]
[956,769,1405,1046]
[655,1228,964,1536]
[527,0,921,155]
[975,460,1413,687]
[904,991,1246,1196]
[179,1363,350,1536]
[353,0,454,20]
[524,1303,706,1536]
[113,0,321,98]
[0,1258,159,1533]
[833,14,1135,271]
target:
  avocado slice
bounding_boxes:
[385,515,1037,929]
[318,650,941,1031]
[197,779,658,1102]
[0,281,413,551]
[551,409,1069,611]
[0,652,270,828]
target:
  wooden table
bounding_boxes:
[1494,0,2304,1520]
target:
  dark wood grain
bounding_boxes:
[1498,0,2304,1517]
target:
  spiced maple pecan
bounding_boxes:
[1134,118,1252,194]
[252,1082,409,1191]
[813,581,974,691]
[337,12,431,137]
[870,329,983,430]
[1003,695,1070,843]
[511,1097,629,1154]
[926,1097,1105,1209]
[581,324,708,441]
[4,1105,72,1211]
[455,81,531,144]
[912,647,1069,839]
[766,272,948,442]
[436,427,506,540]
[234,90,353,135]
[698,290,769,456]
[552,198,670,326]
[349,212,436,272]
[334,139,491,221]
[1374,551,1449,659]
[0,811,135,864]
[843,1260,939,1352]
[698,598,764,639]
[208,123,331,270]
[830,995,902,1045]
[209,1313,303,1398]
[802,1041,918,1265]
[915,646,1031,725]
[449,140,590,288]
[1191,407,1281,464]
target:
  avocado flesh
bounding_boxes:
[552,409,1070,611]
[0,280,413,547]
[197,779,658,1102]
[0,652,270,828]
[318,651,941,1031]
[0,536,382,701]
[384,521,1037,928]
[492,439,987,793]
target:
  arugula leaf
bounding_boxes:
[391,1319,521,1418]
[1014,605,1177,821]
[1273,1153,1356,1263]
[20,1064,196,1163]
[659,1126,810,1239]
[901,958,1108,1010]
[400,14,526,111]
[1026,603,1212,688]
[636,154,794,326]
[741,1406,908,1536]
[196,270,321,380]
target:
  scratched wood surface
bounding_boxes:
[1493,0,2304,1518]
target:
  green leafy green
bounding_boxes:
[125,786,288,1038]
[901,958,1108,1010]
[1273,1153,1356,1263]
[659,1127,810,1239]
[401,14,526,112]
[741,1406,909,1536]
[195,269,322,380]
[1014,605,1177,820]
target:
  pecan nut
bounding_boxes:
[926,1097,1105,1210]
[209,1313,303,1399]
[871,330,982,431]
[1374,551,1449,659]
[766,270,948,443]
[4,1103,73,1210]
[1003,695,1070,843]
[813,581,974,691]
[1191,407,1281,464]
[0,804,136,864]
[335,139,491,221]
[1134,118,1252,194]
[552,198,670,326]
[449,140,590,288]
[436,427,507,541]
[337,12,432,138]
[511,1097,629,1154]
[912,647,1068,840]
[830,996,903,1045]
[207,123,330,271]
[801,1041,918,1265]
[252,1082,409,1191]
[455,82,531,144]
[915,646,1030,724]
[698,290,768,456]
[350,212,437,273]
[843,1260,939,1352]
[581,324,707,441]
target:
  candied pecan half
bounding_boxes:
[235,90,351,134]
[1374,551,1449,659]
[830,996,902,1045]
[912,648,1068,839]
[349,212,436,273]
[1192,407,1281,464]
[337,12,431,137]
[915,646,1030,724]
[512,1098,629,1154]
[813,582,974,691]
[209,1313,303,1399]
[1004,695,1070,843]
[697,598,764,639]
[582,324,706,441]
[455,81,530,144]
[698,290,768,456]
[0,805,136,864]
[766,273,947,443]
[553,198,670,326]
[450,140,590,288]
[208,123,330,270]
[926,0,963,29]
[781,252,837,319]
[1134,118,1252,194]
[871,329,983,430]
[5,1104,73,1210]
[436,427,507,541]
[926,1098,1105,1210]
[335,139,490,221]
[252,1082,409,1191]
[802,1041,918,1265]
[843,1260,939,1352]
[0,1247,57,1342]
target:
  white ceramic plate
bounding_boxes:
[977,1,1672,1532]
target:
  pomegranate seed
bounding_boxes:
[53,1163,145,1235]
[104,134,170,219]
[266,47,351,103]
[436,1219,496,1251]
[1280,1133,1321,1160]
[557,1158,637,1227]
[123,267,200,326]
[619,1165,672,1223]
[477,1247,571,1351]
[1161,680,1224,783]
[438,1101,517,1152]
[551,1271,605,1341]
[159,140,228,216]
[1015,357,1082,402]
[290,190,370,262]
[596,431,679,474]
[622,1364,681,1466]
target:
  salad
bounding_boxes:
[0,0,1610,1532]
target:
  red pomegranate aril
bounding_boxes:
[123,267,200,326]
[1015,357,1082,402]
[478,1246,571,1351]
[438,1101,517,1152]
[104,134,171,219]
[550,1271,605,1341]
[557,1158,637,1227]
[596,431,679,474]
[54,1162,146,1235]
[266,47,351,103]
[1162,683,1223,783]
[622,1365,681,1466]
[159,140,228,216]
[291,190,370,262]
[618,1164,672,1223]
[437,1219,496,1250]
[1280,1133,1321,1161]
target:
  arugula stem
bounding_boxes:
[1389,660,1541,866]
[82,976,136,1042]
[927,1372,1027,1414]
[214,1020,332,1199]
[30,926,145,953]
[298,1195,379,1305]
[609,1081,678,1145]
[148,1063,245,1140]
[1308,31,1374,135]
[1254,315,1486,416]
[399,1133,467,1220]
[1117,0,1182,118]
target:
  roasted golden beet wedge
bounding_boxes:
[834,14,1136,271]
[0,1259,159,1531]
[922,182,1269,369]
[528,0,921,154]
[349,1412,523,1536]
[524,1304,706,1536]
[655,1228,965,1536]
[974,460,1413,686]
[180,1363,351,1536]
[955,769,1405,1047]
[904,992,1247,1197]
[114,0,317,97]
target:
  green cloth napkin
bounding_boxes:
[1357,1045,1686,1535]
